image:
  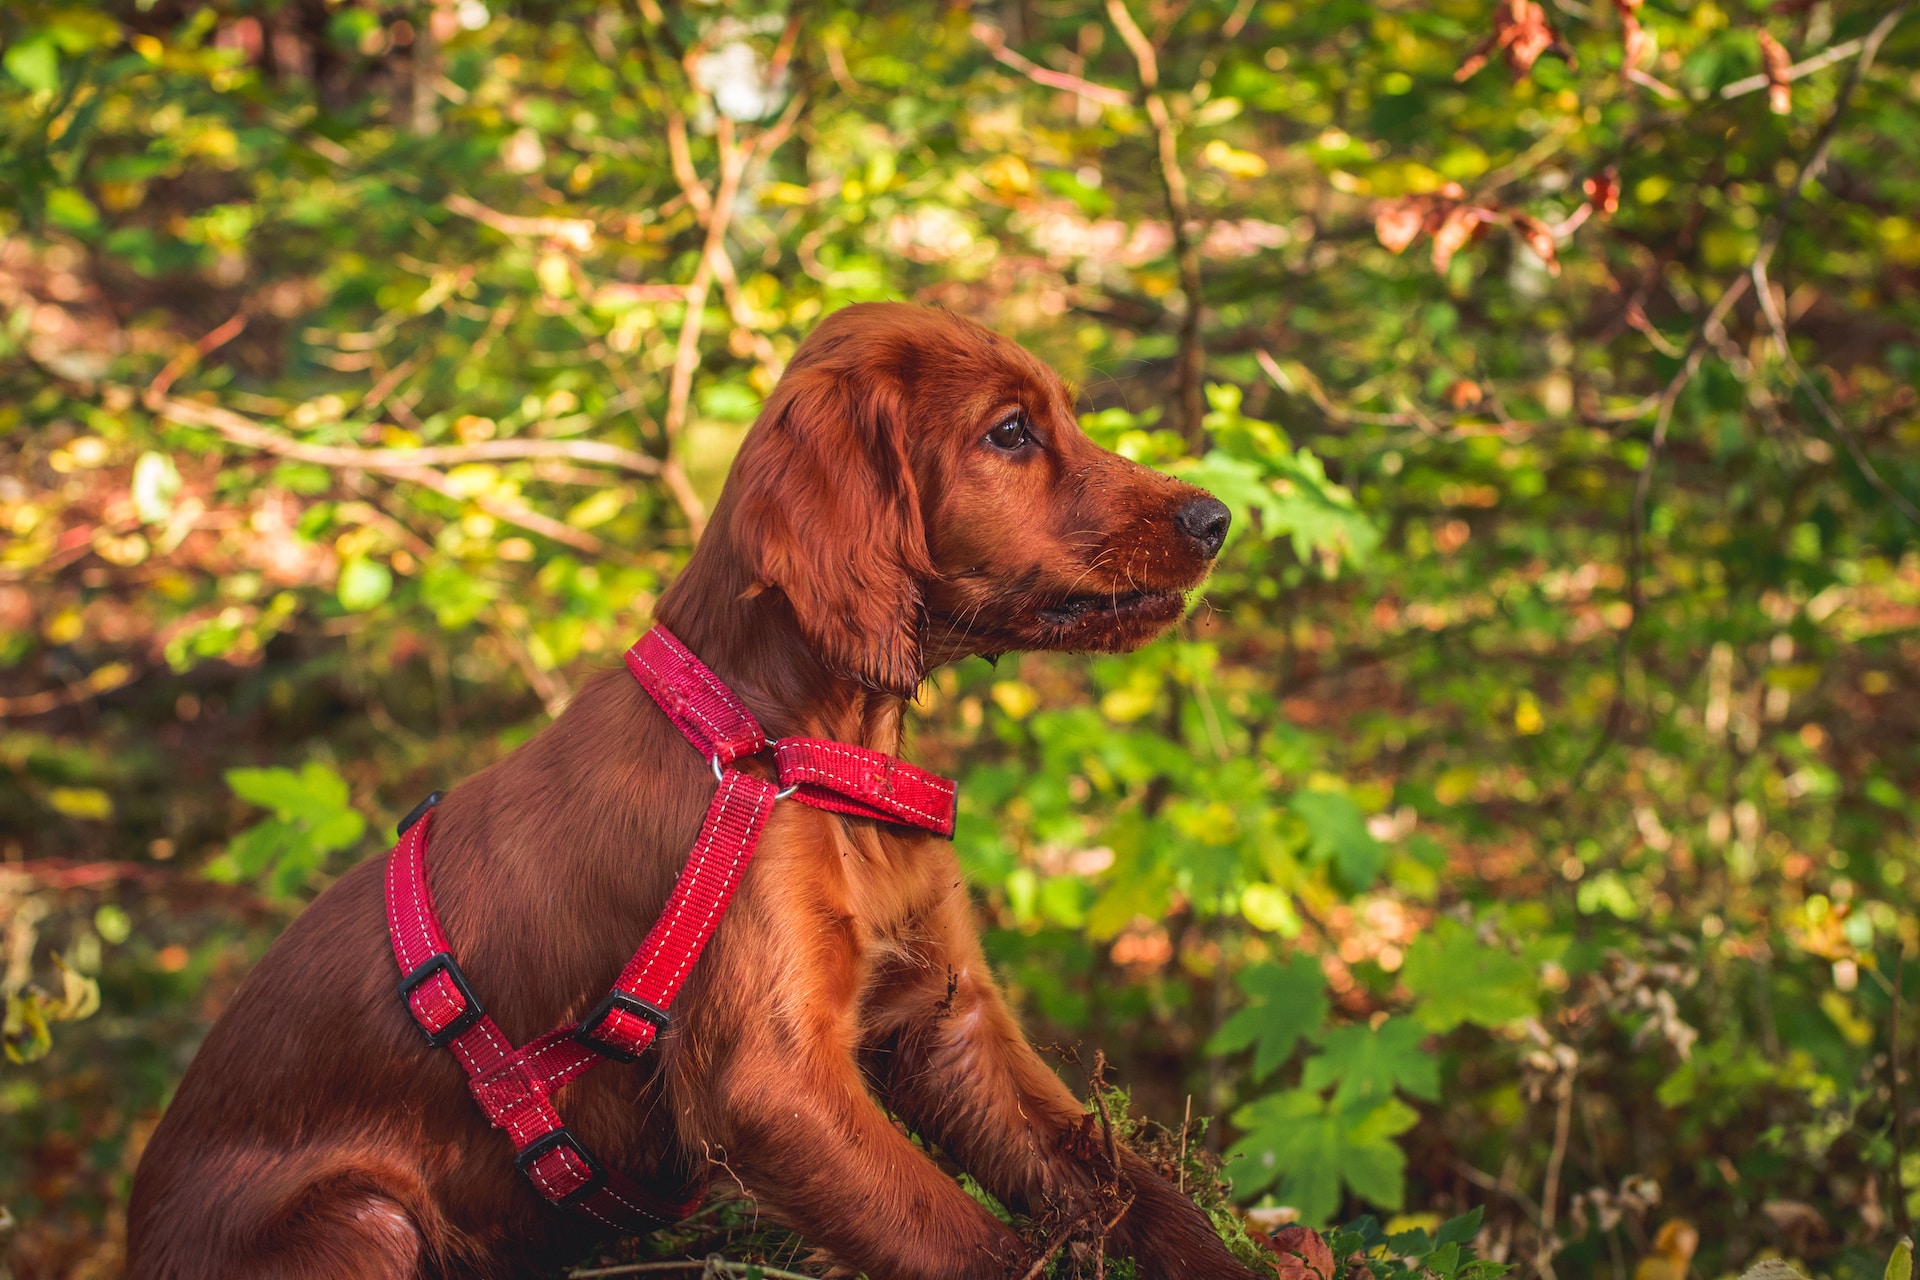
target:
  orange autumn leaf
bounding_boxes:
[1375,199,1429,254]
[1456,0,1573,80]
[1511,213,1562,274]
[1584,168,1620,217]
[1260,1225,1337,1280]
[1432,203,1496,272]
[1757,30,1793,113]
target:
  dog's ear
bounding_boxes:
[730,365,932,696]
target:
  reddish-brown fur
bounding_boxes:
[128,303,1256,1279]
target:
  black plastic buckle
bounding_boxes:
[396,790,445,839]
[515,1126,607,1209]
[573,991,670,1063]
[396,952,484,1048]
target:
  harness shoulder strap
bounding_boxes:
[384,806,707,1234]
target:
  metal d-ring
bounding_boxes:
[714,751,797,799]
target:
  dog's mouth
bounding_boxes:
[1035,589,1186,629]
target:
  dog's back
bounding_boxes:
[126,668,710,1278]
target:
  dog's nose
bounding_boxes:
[1174,495,1231,559]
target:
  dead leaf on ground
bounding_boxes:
[1256,1224,1336,1280]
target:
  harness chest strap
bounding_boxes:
[382,625,957,1234]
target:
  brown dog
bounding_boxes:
[127,303,1255,1279]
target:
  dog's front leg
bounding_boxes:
[678,994,1026,1279]
[869,883,1268,1280]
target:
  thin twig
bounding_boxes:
[1535,1078,1575,1280]
[1721,35,1866,99]
[971,21,1133,106]
[1089,1050,1122,1175]
[0,662,139,719]
[568,1261,822,1280]
[1107,0,1206,448]
[149,312,249,400]
[445,193,596,251]
[1897,944,1912,1236]
[1178,1094,1191,1195]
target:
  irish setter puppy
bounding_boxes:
[128,303,1254,1279]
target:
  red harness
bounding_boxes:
[383,625,958,1234]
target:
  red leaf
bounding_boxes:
[1456,0,1573,80]
[1510,213,1562,275]
[1584,168,1620,218]
[1432,203,1495,272]
[1261,1225,1338,1280]
[1375,200,1428,254]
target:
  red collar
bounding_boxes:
[625,625,957,837]
[383,627,957,1235]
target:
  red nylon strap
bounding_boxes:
[624,626,766,765]
[382,625,959,1233]
[385,810,705,1233]
[774,737,957,837]
[571,771,776,1059]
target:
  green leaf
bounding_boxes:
[4,35,60,94]
[337,556,393,611]
[1887,1238,1914,1280]
[226,765,347,822]
[1437,1207,1485,1248]
[1226,1088,1416,1223]
[1401,917,1538,1032]
[1301,1017,1440,1106]
[45,187,100,232]
[1289,790,1386,890]
[1207,955,1329,1080]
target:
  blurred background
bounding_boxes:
[2,0,1919,1276]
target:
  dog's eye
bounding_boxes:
[986,413,1032,452]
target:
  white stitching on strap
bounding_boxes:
[776,741,951,828]
[631,771,736,991]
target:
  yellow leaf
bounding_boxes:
[1202,139,1269,179]
[990,680,1037,720]
[48,786,113,820]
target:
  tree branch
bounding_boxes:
[1107,0,1207,448]
[146,393,612,556]
[147,393,662,477]
[1720,34,1866,100]
[971,21,1134,107]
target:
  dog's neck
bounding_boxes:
[655,522,910,756]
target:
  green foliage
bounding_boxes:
[1208,958,1331,1082]
[3,0,1920,1274]
[1229,1088,1420,1225]
[208,765,369,900]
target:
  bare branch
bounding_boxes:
[971,22,1133,107]
[1721,35,1865,99]
[147,394,661,477]
[149,312,249,401]
[0,662,138,719]
[146,394,611,556]
[1107,0,1207,447]
[444,193,596,252]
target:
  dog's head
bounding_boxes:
[723,302,1229,696]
